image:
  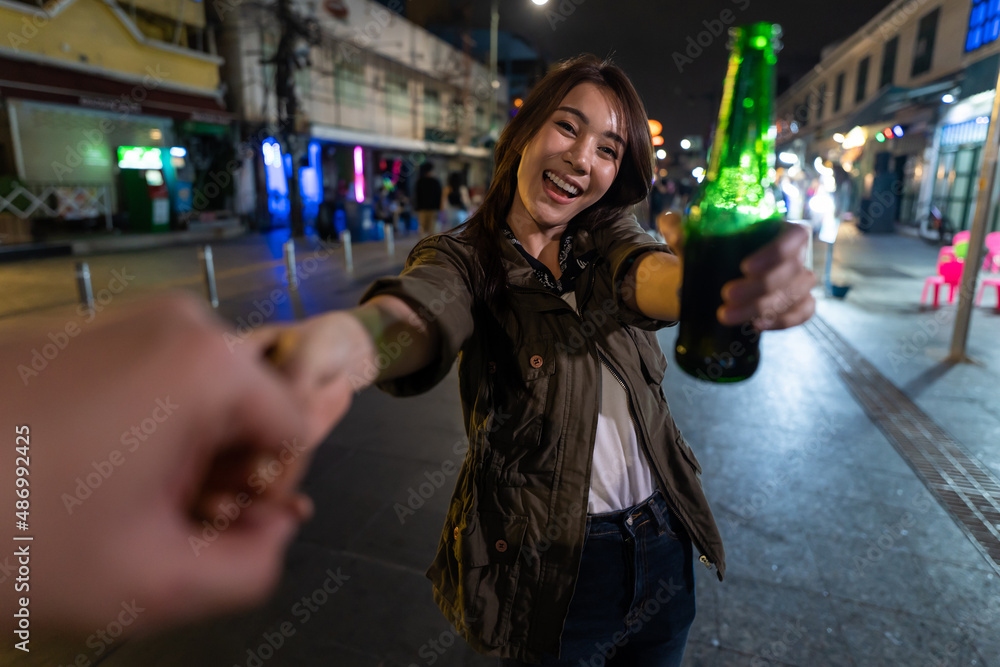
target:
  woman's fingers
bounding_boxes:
[753,291,817,331]
[741,222,809,276]
[718,263,816,328]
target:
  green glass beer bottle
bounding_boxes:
[675,22,786,383]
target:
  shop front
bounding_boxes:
[0,56,233,236]
[927,90,1000,235]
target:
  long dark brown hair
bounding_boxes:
[456,54,656,318]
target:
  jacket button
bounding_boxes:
[495,539,508,553]
[530,355,543,369]
[454,527,461,541]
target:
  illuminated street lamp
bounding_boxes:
[490,0,548,136]
[680,138,692,150]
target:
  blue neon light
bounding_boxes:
[967,0,1000,51]
[298,140,323,224]
[262,137,290,225]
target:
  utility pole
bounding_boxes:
[271,0,318,237]
[949,65,1000,361]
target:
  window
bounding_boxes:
[423,89,441,128]
[816,82,827,121]
[966,0,1000,52]
[881,37,898,88]
[912,8,940,76]
[834,71,845,112]
[385,71,410,115]
[335,60,366,107]
[856,57,870,103]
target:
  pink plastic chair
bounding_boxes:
[984,232,1000,273]
[938,246,959,264]
[975,276,1000,309]
[921,257,964,307]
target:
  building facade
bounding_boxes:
[219,0,506,235]
[0,0,232,239]
[776,0,1000,236]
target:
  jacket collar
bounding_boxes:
[499,222,597,291]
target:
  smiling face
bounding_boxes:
[509,82,626,233]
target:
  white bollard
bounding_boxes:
[343,229,353,274]
[386,223,395,258]
[75,261,94,311]
[198,245,219,308]
[283,239,299,289]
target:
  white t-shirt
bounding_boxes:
[561,292,657,514]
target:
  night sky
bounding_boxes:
[467,0,898,150]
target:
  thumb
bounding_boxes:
[657,210,685,256]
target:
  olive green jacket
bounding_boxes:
[360,214,725,663]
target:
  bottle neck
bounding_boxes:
[691,28,781,232]
[707,43,775,185]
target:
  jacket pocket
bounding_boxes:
[509,338,556,449]
[453,511,528,647]
[626,327,668,385]
[676,435,703,475]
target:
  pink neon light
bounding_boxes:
[353,146,365,203]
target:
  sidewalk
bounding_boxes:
[0,230,419,337]
[0,218,247,263]
[813,223,1000,481]
[6,226,999,666]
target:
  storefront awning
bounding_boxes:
[0,56,232,124]
[958,52,1000,100]
[310,124,492,159]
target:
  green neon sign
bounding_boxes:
[117,146,163,170]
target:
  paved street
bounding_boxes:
[4,225,999,666]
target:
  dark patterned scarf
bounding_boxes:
[501,223,597,295]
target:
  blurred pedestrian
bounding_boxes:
[442,170,471,228]
[415,162,443,237]
[647,177,673,230]
[262,54,814,666]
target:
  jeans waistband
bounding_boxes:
[586,489,669,534]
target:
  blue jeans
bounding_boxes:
[500,490,696,666]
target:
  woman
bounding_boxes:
[264,55,815,665]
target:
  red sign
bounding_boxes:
[324,0,348,18]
